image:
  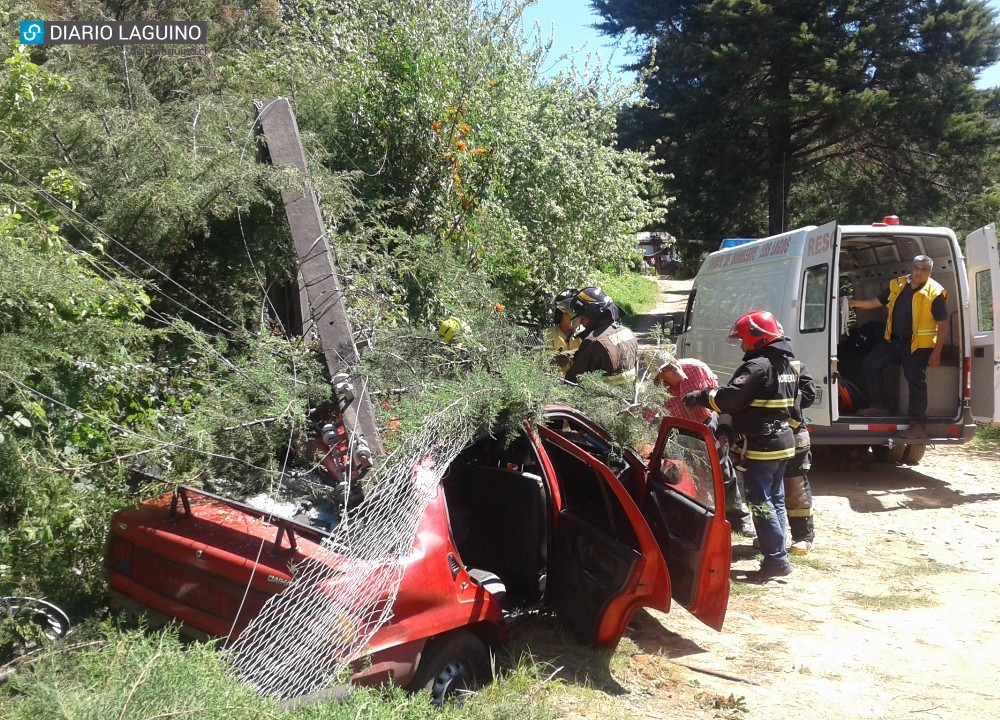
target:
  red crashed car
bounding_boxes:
[106,406,730,702]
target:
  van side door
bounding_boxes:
[965,224,1000,424]
[796,221,841,425]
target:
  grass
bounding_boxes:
[593,271,660,319]
[695,692,750,718]
[969,423,1000,451]
[894,559,961,577]
[790,555,831,571]
[843,590,938,611]
[0,624,563,720]
[729,581,768,598]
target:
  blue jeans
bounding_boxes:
[743,458,790,571]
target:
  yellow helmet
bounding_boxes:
[438,316,466,344]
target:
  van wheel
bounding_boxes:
[870,444,905,463]
[901,444,926,465]
[872,445,909,464]
[408,629,491,706]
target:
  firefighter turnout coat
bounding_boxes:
[703,340,798,462]
[565,321,638,386]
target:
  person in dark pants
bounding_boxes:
[849,255,948,439]
[786,360,817,554]
[684,310,798,580]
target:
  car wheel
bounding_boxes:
[2,597,70,641]
[884,444,906,464]
[901,444,926,465]
[408,629,491,706]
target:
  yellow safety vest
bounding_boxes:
[884,276,946,353]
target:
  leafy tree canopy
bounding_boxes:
[0,0,667,622]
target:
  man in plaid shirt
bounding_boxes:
[642,347,755,537]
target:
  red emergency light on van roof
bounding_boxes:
[872,215,900,227]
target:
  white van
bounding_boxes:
[675,217,1000,462]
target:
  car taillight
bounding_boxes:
[963,357,972,398]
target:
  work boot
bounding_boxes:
[729,518,757,538]
[858,406,889,417]
[748,563,793,582]
[898,423,928,439]
[790,540,813,555]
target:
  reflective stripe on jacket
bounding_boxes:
[884,276,946,352]
[707,344,797,461]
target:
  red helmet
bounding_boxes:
[728,310,784,350]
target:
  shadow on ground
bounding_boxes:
[809,453,1000,513]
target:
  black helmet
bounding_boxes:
[553,288,577,324]
[568,286,615,322]
[555,288,577,311]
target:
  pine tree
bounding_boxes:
[596,0,1000,250]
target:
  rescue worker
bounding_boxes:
[684,310,797,580]
[564,287,638,387]
[640,346,755,537]
[786,360,817,555]
[849,254,947,439]
[546,288,582,373]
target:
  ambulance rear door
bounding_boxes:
[795,221,840,426]
[965,223,1000,424]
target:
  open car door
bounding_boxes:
[535,425,670,648]
[965,224,1000,425]
[797,221,840,425]
[643,416,731,631]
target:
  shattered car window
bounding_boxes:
[656,428,715,511]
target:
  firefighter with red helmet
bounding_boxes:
[564,287,638,387]
[684,309,798,580]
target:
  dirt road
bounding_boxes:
[532,276,1000,719]
[525,443,1000,720]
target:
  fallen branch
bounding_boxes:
[671,660,761,686]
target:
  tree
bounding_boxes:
[595,0,1000,251]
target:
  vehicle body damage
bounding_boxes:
[105,406,731,702]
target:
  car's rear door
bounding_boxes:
[643,417,731,630]
[535,426,670,648]
[965,223,1000,424]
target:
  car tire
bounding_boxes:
[2,597,70,640]
[408,629,491,706]
[901,444,926,465]
[871,445,909,464]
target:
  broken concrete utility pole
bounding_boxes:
[254,98,383,461]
